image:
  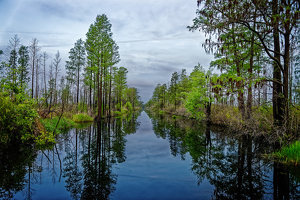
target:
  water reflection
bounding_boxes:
[1,111,299,199]
[0,115,140,200]
[0,142,37,199]
[148,112,300,200]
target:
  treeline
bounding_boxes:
[147,0,299,134]
[0,14,142,123]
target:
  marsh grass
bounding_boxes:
[72,113,94,123]
[41,116,75,134]
[274,141,300,165]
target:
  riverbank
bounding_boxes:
[36,106,142,143]
[146,104,300,165]
[0,90,141,150]
[147,104,299,137]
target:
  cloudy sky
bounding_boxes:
[0,0,213,102]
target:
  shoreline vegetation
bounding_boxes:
[146,107,299,166]
[145,66,299,165]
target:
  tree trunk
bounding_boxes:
[246,25,255,119]
[43,54,47,98]
[77,64,80,107]
[283,5,291,130]
[31,54,35,98]
[97,58,102,120]
[272,0,284,126]
[108,65,112,117]
[100,56,103,118]
[232,24,245,118]
[35,58,39,99]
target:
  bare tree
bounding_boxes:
[35,55,42,99]
[29,38,40,98]
[42,52,48,95]
[53,51,61,104]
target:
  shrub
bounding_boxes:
[0,93,37,143]
[72,113,94,123]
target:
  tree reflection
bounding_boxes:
[67,117,138,199]
[63,129,83,200]
[148,112,300,199]
[123,112,141,135]
[0,142,37,199]
[0,114,140,199]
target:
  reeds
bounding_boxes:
[274,141,300,165]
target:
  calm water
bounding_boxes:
[0,111,299,200]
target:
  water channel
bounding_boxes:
[0,111,299,199]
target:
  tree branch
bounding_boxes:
[238,20,284,73]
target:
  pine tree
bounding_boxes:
[66,38,86,107]
[85,14,115,119]
[18,45,30,89]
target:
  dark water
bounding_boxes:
[0,111,299,200]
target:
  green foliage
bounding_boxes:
[78,102,88,113]
[72,113,93,123]
[41,116,75,135]
[185,90,207,119]
[184,68,210,119]
[124,101,133,112]
[274,141,300,165]
[124,87,142,110]
[34,132,56,150]
[21,130,56,150]
[17,45,30,89]
[159,110,165,115]
[113,66,128,110]
[0,92,37,143]
[113,108,128,117]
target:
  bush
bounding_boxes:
[0,93,37,143]
[210,105,243,129]
[72,113,94,123]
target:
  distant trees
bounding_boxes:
[147,65,213,120]
[170,72,179,110]
[113,67,128,110]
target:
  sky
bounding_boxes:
[0,0,214,102]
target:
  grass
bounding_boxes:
[72,113,94,123]
[273,141,300,165]
[41,116,75,134]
